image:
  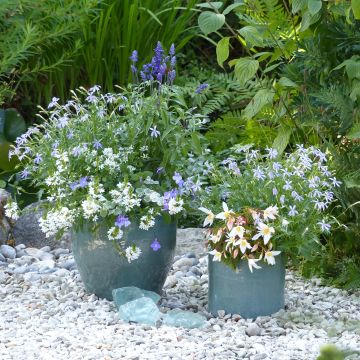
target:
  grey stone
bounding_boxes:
[176,228,205,256]
[15,244,25,251]
[13,266,30,274]
[118,297,161,326]
[164,275,178,288]
[52,248,69,258]
[173,257,194,269]
[40,246,52,252]
[15,249,26,258]
[0,252,5,262]
[246,323,261,336]
[24,248,44,260]
[174,271,184,278]
[12,202,71,249]
[0,218,10,245]
[185,252,197,259]
[217,310,225,318]
[254,354,267,360]
[163,309,207,329]
[185,271,196,277]
[112,286,161,309]
[0,189,10,206]
[189,266,202,276]
[58,259,76,270]
[0,244,16,259]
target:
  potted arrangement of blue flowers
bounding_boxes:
[199,145,340,318]
[9,43,209,299]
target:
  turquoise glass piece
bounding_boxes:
[71,217,176,300]
[163,309,207,329]
[208,255,285,319]
[118,297,161,326]
[112,286,161,309]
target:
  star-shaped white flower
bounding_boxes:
[215,202,234,221]
[199,207,215,227]
[239,239,252,254]
[263,205,278,221]
[209,249,222,262]
[264,250,281,265]
[228,225,245,239]
[225,236,238,250]
[252,222,275,245]
[248,258,262,273]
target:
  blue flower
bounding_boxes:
[93,140,103,150]
[195,83,209,94]
[20,169,30,179]
[150,238,161,251]
[150,126,160,138]
[169,43,175,56]
[34,154,42,165]
[129,50,138,63]
[69,182,79,191]
[115,215,131,228]
[173,172,184,187]
[78,176,89,188]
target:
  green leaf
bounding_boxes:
[233,57,259,86]
[272,126,292,155]
[3,108,26,142]
[307,0,322,15]
[291,0,307,13]
[352,0,360,19]
[198,11,225,35]
[347,123,360,139]
[216,37,230,68]
[223,2,244,15]
[191,133,202,154]
[0,179,6,188]
[243,88,275,119]
[238,26,263,47]
[278,77,298,88]
[197,2,223,10]
[300,11,321,32]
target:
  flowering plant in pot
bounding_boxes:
[199,144,341,317]
[8,43,209,298]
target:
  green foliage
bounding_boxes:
[316,344,345,360]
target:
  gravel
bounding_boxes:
[0,232,359,360]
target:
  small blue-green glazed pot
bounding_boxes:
[208,255,285,319]
[71,217,176,300]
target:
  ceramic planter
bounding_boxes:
[208,255,285,318]
[71,217,176,300]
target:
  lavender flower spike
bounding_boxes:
[129,50,138,63]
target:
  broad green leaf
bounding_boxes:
[238,26,263,47]
[216,37,230,68]
[198,11,225,35]
[346,123,360,139]
[272,126,292,155]
[291,0,307,13]
[300,11,321,32]
[223,2,244,15]
[0,179,6,188]
[3,108,26,142]
[0,136,16,171]
[191,133,202,154]
[243,88,275,119]
[352,0,360,19]
[197,2,223,10]
[278,77,298,88]
[233,57,259,86]
[308,0,322,15]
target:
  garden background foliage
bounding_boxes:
[0,0,359,289]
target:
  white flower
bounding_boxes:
[215,202,234,220]
[263,205,278,221]
[168,198,184,215]
[282,219,289,228]
[252,222,275,245]
[38,207,75,237]
[4,201,19,220]
[107,227,123,241]
[209,249,222,262]
[248,258,262,273]
[264,251,281,265]
[81,199,101,220]
[139,215,155,230]
[209,234,221,243]
[228,225,245,238]
[199,207,215,227]
[318,220,331,233]
[239,239,252,254]
[125,246,142,263]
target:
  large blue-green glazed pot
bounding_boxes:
[208,255,285,319]
[71,217,176,300]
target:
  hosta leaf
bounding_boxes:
[197,2,223,10]
[243,88,275,119]
[307,0,322,15]
[272,125,292,154]
[198,11,225,35]
[352,0,360,19]
[216,37,230,68]
[238,26,263,47]
[233,57,259,86]
[223,2,244,15]
[291,0,307,13]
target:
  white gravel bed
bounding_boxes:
[0,243,359,360]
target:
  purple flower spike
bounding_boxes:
[156,167,164,174]
[168,70,176,84]
[169,43,175,56]
[150,238,161,251]
[129,50,138,63]
[115,215,131,228]
[34,154,42,165]
[195,83,209,94]
[70,182,79,191]
[173,172,184,187]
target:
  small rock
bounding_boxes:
[58,259,76,270]
[189,266,202,276]
[24,248,44,259]
[40,246,52,252]
[36,259,56,271]
[246,323,261,336]
[212,324,221,331]
[254,354,267,360]
[13,266,30,274]
[52,248,69,258]
[0,244,16,259]
[15,244,26,251]
[0,218,11,245]
[174,271,184,278]
[232,314,242,322]
[173,258,194,269]
[112,286,161,309]
[164,275,178,288]
[39,252,55,261]
[185,252,197,259]
[0,252,5,262]
[15,250,26,258]
[217,310,225,319]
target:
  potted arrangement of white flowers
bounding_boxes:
[9,43,209,299]
[200,145,340,318]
